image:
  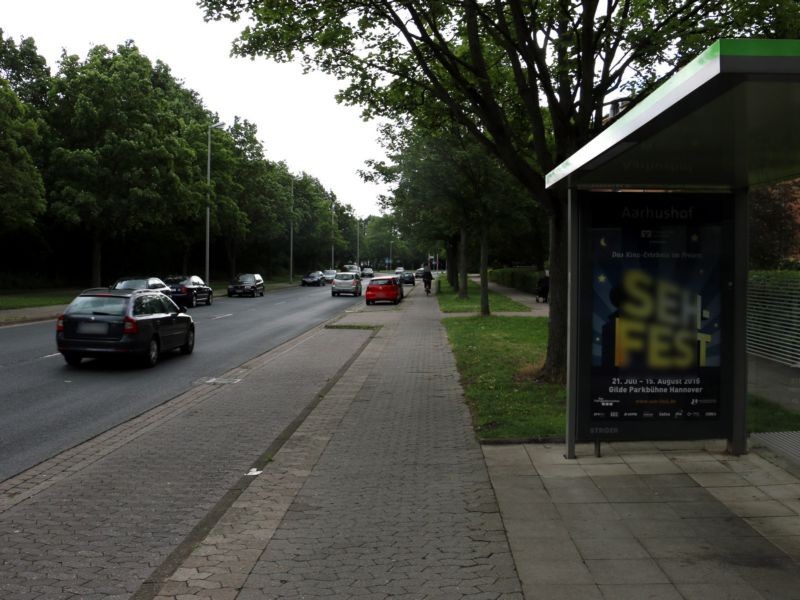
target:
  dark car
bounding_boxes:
[227,273,264,297]
[111,276,171,295]
[301,271,325,286]
[56,288,194,368]
[400,271,416,286]
[164,275,213,307]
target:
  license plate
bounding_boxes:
[77,322,108,335]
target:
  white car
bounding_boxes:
[361,267,374,278]
[394,267,405,274]
[331,272,362,296]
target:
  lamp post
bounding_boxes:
[389,240,393,270]
[330,200,335,270]
[289,177,294,283]
[356,219,360,269]
[205,120,225,285]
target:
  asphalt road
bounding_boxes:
[0,283,360,482]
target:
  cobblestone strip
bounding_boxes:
[0,324,327,513]
[150,318,392,600]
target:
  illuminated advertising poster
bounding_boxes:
[581,193,732,440]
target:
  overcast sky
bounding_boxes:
[2,0,389,217]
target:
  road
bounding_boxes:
[0,283,360,482]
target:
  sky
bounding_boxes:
[1,0,390,217]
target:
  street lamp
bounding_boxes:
[206,120,225,285]
[330,200,335,270]
[389,240,393,269]
[289,177,294,283]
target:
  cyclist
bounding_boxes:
[422,265,433,295]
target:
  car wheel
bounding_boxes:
[260,289,264,297]
[228,292,233,297]
[180,327,195,355]
[394,298,399,305]
[142,337,160,368]
[63,353,82,367]
[207,292,213,306]
[190,293,197,308]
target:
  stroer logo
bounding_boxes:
[613,269,712,369]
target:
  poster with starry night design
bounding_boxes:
[587,195,724,423]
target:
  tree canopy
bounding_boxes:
[201,0,795,380]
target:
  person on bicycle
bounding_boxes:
[422,265,433,294]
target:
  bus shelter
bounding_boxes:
[545,39,800,458]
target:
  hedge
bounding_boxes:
[488,267,546,294]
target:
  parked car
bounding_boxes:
[394,267,405,274]
[361,267,374,278]
[400,271,416,285]
[227,273,264,297]
[343,264,360,273]
[415,268,425,279]
[164,275,213,307]
[301,271,325,286]
[56,288,194,368]
[365,276,402,305]
[322,269,337,284]
[331,272,362,296]
[111,276,171,295]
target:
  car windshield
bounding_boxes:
[337,273,354,281]
[66,296,127,316]
[305,272,318,277]
[370,279,391,286]
[238,275,255,283]
[324,270,335,276]
[113,279,147,289]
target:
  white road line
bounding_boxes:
[40,353,61,359]
[211,313,233,320]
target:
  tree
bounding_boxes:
[0,80,45,232]
[383,121,542,314]
[46,42,204,286]
[201,0,776,381]
[0,29,51,109]
[749,179,800,268]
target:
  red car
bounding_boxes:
[365,276,402,305]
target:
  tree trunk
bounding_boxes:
[458,225,468,299]
[479,223,490,317]
[539,197,568,383]
[446,236,458,290]
[91,237,102,287]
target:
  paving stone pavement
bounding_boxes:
[154,287,523,599]
[0,325,373,599]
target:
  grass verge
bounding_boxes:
[0,290,82,310]
[437,278,530,313]
[443,314,800,441]
[747,394,800,433]
[443,315,565,439]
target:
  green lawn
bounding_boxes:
[437,278,530,313]
[443,313,800,441]
[443,315,565,439]
[0,290,83,310]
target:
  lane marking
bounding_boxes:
[41,353,61,359]
[211,314,233,320]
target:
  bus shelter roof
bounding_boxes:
[545,39,800,192]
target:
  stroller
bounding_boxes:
[535,275,549,303]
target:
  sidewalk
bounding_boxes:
[1,288,799,599]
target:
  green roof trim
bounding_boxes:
[545,39,800,190]
[718,38,800,57]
